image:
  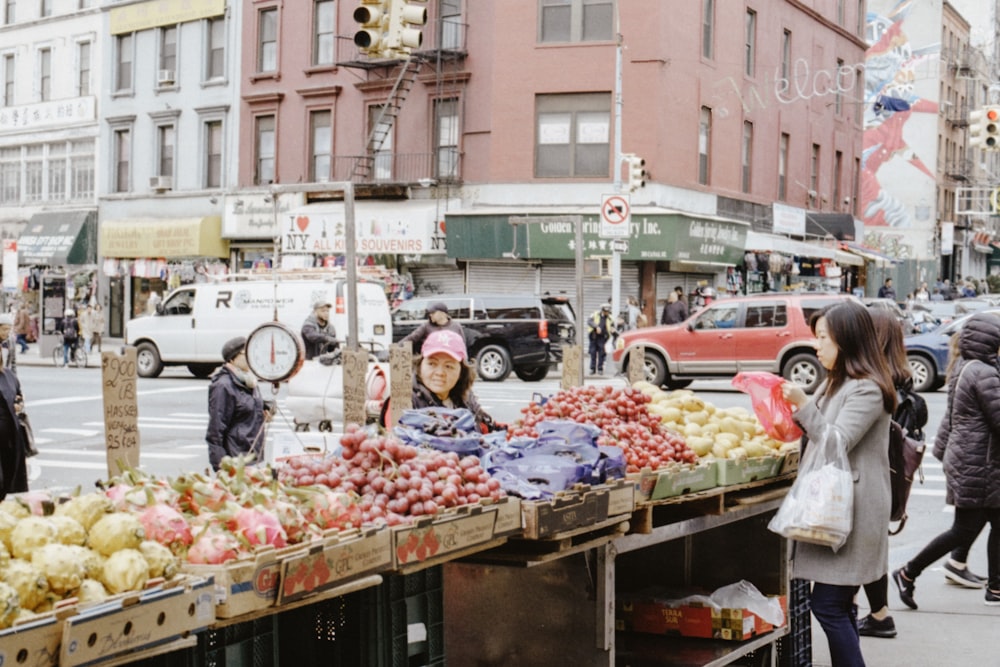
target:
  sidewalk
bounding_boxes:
[13,338,125,368]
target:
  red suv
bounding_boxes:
[613,293,857,393]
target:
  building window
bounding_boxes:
[116,33,133,91]
[833,150,843,208]
[206,17,225,80]
[837,0,844,25]
[809,143,819,208]
[857,0,864,35]
[24,145,41,202]
[204,120,222,188]
[258,8,278,73]
[778,133,788,201]
[313,0,334,66]
[78,41,91,96]
[309,110,331,182]
[439,0,462,49]
[3,54,13,106]
[435,98,459,180]
[368,105,394,181]
[160,26,177,75]
[40,0,51,17]
[38,48,50,101]
[852,157,859,213]
[4,0,14,24]
[835,59,843,115]
[702,0,713,59]
[741,121,752,193]
[48,142,66,201]
[255,115,275,185]
[78,0,95,7]
[781,30,791,81]
[0,147,18,203]
[698,106,711,185]
[157,125,175,178]
[535,93,610,178]
[539,0,613,44]
[70,138,94,199]
[745,9,756,77]
[114,128,130,193]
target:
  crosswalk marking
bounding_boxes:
[42,428,99,437]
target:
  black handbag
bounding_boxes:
[18,411,38,458]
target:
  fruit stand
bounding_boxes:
[0,382,810,667]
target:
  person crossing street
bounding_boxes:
[587,304,616,376]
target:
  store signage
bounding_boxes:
[222,193,305,240]
[772,203,806,236]
[0,97,96,134]
[600,194,631,238]
[101,348,141,477]
[110,0,224,34]
[281,203,448,255]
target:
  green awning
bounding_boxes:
[18,210,97,266]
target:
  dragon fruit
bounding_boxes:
[31,544,86,595]
[0,511,17,552]
[75,579,109,604]
[185,526,244,565]
[55,492,112,530]
[49,515,87,546]
[291,488,362,531]
[103,482,134,510]
[3,491,55,517]
[230,506,288,548]
[3,559,49,611]
[9,516,57,559]
[172,474,235,515]
[100,549,149,594]
[66,545,105,580]
[87,513,145,556]
[0,582,18,630]
[138,505,192,551]
[138,541,178,579]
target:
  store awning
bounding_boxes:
[18,210,97,266]
[971,232,993,254]
[841,242,899,267]
[805,213,858,241]
[744,231,841,260]
[101,217,228,259]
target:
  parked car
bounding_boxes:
[612,293,857,393]
[904,308,1000,392]
[391,294,575,382]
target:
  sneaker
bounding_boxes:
[857,613,897,638]
[944,560,987,588]
[986,589,1000,606]
[893,568,918,610]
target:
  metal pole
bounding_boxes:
[611,20,624,322]
[575,215,585,385]
[344,182,359,350]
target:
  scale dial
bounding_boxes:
[245,321,305,383]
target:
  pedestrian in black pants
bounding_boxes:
[587,304,615,375]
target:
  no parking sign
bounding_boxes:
[600,194,631,238]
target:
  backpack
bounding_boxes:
[888,389,928,535]
[62,317,79,343]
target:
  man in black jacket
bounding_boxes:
[206,337,272,471]
[301,300,339,360]
[660,291,688,325]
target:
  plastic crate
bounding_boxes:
[776,578,812,667]
[381,567,445,667]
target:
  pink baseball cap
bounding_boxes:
[421,330,466,361]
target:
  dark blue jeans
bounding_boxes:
[811,582,865,667]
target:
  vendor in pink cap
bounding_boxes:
[382,329,500,432]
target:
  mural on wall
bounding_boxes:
[862,0,941,257]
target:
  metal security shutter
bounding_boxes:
[408,266,466,296]
[466,261,538,294]
[540,260,640,318]
[655,271,713,314]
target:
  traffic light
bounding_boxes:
[386,0,427,55]
[624,154,646,193]
[970,106,1000,150]
[353,0,390,57]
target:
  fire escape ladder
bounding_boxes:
[352,56,423,181]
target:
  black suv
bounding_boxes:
[392,294,576,382]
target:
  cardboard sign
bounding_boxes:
[561,345,583,390]
[101,348,140,477]
[341,348,368,427]
[389,342,413,427]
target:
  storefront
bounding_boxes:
[743,230,862,294]
[100,217,229,334]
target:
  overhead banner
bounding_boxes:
[281,202,449,255]
[110,0,225,34]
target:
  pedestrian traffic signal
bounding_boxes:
[624,154,646,193]
[970,106,1000,150]
[353,0,390,57]
[386,0,427,55]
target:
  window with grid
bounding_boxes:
[809,143,819,208]
[702,0,713,59]
[113,128,130,193]
[116,34,133,91]
[0,147,18,203]
[258,8,277,72]
[2,54,13,106]
[255,115,275,185]
[78,41,90,96]
[24,145,42,202]
[535,93,610,178]
[698,106,711,185]
[835,58,843,115]
[834,150,843,208]
[309,110,331,182]
[440,0,461,49]
[434,98,459,180]
[205,120,222,188]
[157,125,175,177]
[745,9,756,77]
[741,121,752,193]
[160,26,177,74]
[539,0,613,44]
[39,48,50,101]
[48,142,66,201]
[206,17,225,80]
[313,0,334,66]
[778,133,788,201]
[70,139,94,200]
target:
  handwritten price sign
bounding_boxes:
[102,348,141,476]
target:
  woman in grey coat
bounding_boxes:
[783,301,896,667]
[893,312,1000,607]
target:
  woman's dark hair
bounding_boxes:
[413,355,476,401]
[809,301,897,414]
[868,307,913,391]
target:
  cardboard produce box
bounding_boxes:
[392,503,500,568]
[715,455,784,486]
[0,609,66,667]
[278,526,392,605]
[616,592,787,641]
[520,479,635,539]
[631,462,718,502]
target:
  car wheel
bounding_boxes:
[514,366,549,382]
[136,342,164,378]
[642,351,668,386]
[782,353,824,394]
[476,344,512,381]
[908,354,936,393]
[187,363,217,379]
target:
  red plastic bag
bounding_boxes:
[731,372,803,442]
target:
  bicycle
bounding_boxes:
[53,341,88,368]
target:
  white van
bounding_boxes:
[124,275,392,378]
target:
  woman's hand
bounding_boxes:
[781,382,808,410]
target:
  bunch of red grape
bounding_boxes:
[279,424,504,526]
[509,385,697,472]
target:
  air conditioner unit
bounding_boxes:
[157,69,175,85]
[149,175,173,192]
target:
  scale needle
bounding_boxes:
[270,334,276,364]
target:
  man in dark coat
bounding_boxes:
[877,278,897,301]
[660,291,688,324]
[301,300,339,360]
[401,302,467,354]
[206,337,271,471]
[0,315,27,499]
